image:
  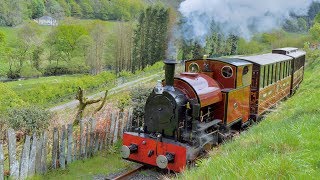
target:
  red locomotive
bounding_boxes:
[121,47,306,172]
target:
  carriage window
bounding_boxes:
[221,66,233,78]
[286,61,289,77]
[188,63,200,73]
[243,66,249,75]
[272,64,276,83]
[281,62,285,79]
[283,62,286,78]
[288,61,291,76]
[276,63,280,81]
[268,64,273,85]
[264,65,269,87]
[280,62,283,79]
[260,66,264,89]
[287,61,290,76]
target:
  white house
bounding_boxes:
[35,16,58,26]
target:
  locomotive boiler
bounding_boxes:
[121,47,306,172]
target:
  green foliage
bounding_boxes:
[314,13,320,24]
[237,38,266,55]
[0,83,25,113]
[308,1,320,21]
[180,58,320,179]
[7,106,52,134]
[116,93,131,112]
[310,22,320,42]
[283,18,308,33]
[44,63,89,76]
[118,71,133,78]
[204,32,239,57]
[129,85,152,123]
[20,66,42,77]
[15,71,116,106]
[33,151,130,180]
[31,0,45,19]
[48,24,89,63]
[132,5,169,72]
[45,0,65,19]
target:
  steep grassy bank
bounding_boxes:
[180,62,320,179]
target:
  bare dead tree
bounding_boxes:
[74,87,108,125]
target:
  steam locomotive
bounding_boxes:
[121,47,306,172]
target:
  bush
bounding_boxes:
[118,70,133,78]
[17,71,117,106]
[0,83,25,113]
[44,63,90,76]
[20,66,42,77]
[6,70,21,79]
[7,106,52,134]
[130,85,152,124]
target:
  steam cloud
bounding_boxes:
[179,0,314,41]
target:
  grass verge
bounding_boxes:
[179,63,320,179]
[30,150,132,180]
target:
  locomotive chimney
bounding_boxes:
[164,60,177,91]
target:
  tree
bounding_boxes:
[79,0,94,18]
[132,5,169,72]
[115,22,134,74]
[86,21,107,75]
[308,1,320,21]
[31,0,45,19]
[45,0,65,19]
[4,0,24,26]
[297,18,308,32]
[69,0,82,17]
[310,22,320,42]
[191,42,203,59]
[7,21,42,78]
[314,13,320,24]
[48,24,88,65]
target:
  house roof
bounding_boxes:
[39,16,56,20]
[238,53,293,65]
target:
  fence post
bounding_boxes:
[28,134,37,176]
[40,132,48,174]
[7,128,19,179]
[59,125,66,169]
[80,120,85,159]
[89,118,96,157]
[67,124,73,164]
[94,133,99,154]
[51,128,59,169]
[20,135,31,179]
[0,144,4,180]
[85,123,89,158]
[73,135,78,161]
[104,113,112,148]
[108,113,116,145]
[113,112,120,144]
[35,134,43,174]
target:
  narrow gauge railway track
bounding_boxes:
[106,164,145,180]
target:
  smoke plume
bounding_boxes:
[179,0,314,41]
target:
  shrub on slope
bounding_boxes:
[0,83,25,113]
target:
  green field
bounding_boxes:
[179,61,320,178]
